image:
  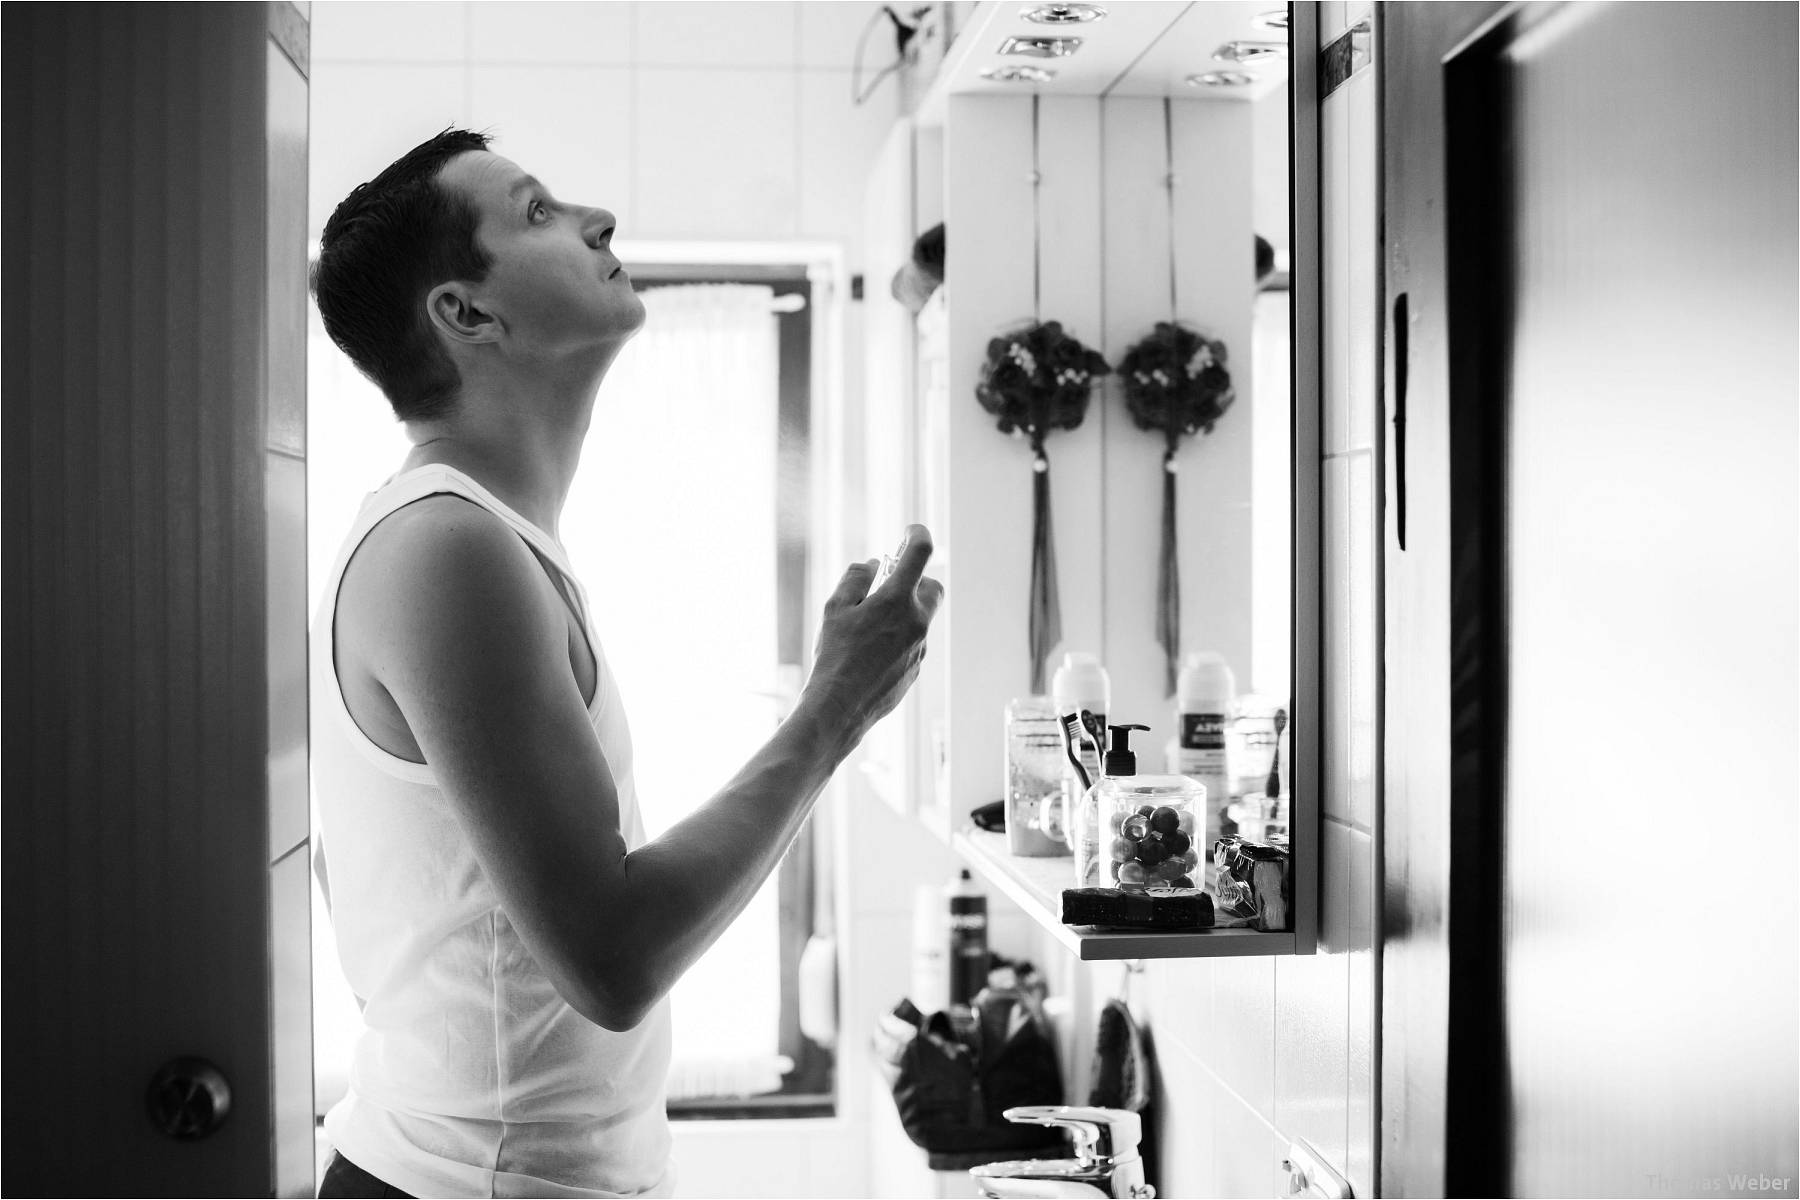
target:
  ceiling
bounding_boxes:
[922,1,1290,115]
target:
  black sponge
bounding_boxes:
[1060,887,1213,930]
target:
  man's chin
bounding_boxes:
[617,294,649,335]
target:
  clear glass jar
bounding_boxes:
[1073,774,1207,891]
[1226,792,1290,845]
[1004,696,1072,857]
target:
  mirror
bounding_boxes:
[861,1,1307,870]
[1090,1,1292,789]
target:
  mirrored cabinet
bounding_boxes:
[858,1,1320,959]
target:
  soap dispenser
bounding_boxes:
[1074,724,1207,892]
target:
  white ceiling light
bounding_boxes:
[1020,3,1107,25]
[1187,70,1255,87]
[981,64,1057,82]
[1213,40,1289,65]
[999,34,1084,57]
[1251,10,1290,32]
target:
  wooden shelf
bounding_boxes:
[951,828,1296,961]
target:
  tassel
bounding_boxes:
[1028,447,1062,695]
[1156,450,1180,696]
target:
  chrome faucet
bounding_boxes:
[969,1105,1156,1199]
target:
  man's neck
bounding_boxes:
[399,378,599,540]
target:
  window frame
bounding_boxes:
[626,261,834,1121]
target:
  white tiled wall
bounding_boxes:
[309,0,899,256]
[1130,7,1383,1198]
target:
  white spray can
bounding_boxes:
[1168,651,1236,878]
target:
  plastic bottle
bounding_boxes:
[946,869,989,1016]
[1167,652,1236,880]
[910,884,949,1013]
[1051,652,1110,857]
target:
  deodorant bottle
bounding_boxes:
[946,869,988,1019]
[1168,652,1236,880]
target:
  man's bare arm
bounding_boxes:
[351,499,940,1031]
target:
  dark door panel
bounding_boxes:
[1385,3,1798,1195]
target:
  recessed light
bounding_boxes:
[999,34,1084,57]
[1187,71,1255,87]
[1213,40,1288,65]
[1020,3,1107,25]
[1252,10,1290,32]
[981,64,1057,83]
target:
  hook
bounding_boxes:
[1119,959,1144,1004]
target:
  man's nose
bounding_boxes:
[581,207,616,247]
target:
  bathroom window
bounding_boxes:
[564,267,834,1117]
[307,264,835,1122]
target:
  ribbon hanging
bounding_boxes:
[1156,448,1180,697]
[1159,97,1182,697]
[1028,438,1062,696]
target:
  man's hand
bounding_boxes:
[804,523,944,742]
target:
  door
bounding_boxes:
[1,5,315,1194]
[1385,2,1798,1195]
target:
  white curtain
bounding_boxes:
[563,283,790,1099]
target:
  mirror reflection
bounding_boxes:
[873,2,1295,891]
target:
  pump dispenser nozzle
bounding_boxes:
[1104,723,1151,777]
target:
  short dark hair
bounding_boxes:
[311,127,495,422]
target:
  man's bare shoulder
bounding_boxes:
[337,493,564,683]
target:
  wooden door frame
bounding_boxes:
[1377,3,1513,1195]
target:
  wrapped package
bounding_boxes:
[1212,836,1292,931]
[1061,886,1213,930]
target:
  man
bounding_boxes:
[308,127,941,1198]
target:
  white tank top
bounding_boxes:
[312,464,673,1198]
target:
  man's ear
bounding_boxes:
[427,281,502,345]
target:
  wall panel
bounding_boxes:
[943,93,1037,807]
[1034,94,1107,664]
[1100,96,1177,735]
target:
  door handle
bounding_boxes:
[1392,292,1409,551]
[146,1056,232,1141]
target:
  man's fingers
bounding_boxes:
[882,524,934,593]
[916,575,945,621]
[826,559,880,611]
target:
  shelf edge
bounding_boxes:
[951,828,1297,961]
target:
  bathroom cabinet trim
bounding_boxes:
[1288,0,1324,960]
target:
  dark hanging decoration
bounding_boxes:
[977,320,1111,693]
[1117,321,1235,695]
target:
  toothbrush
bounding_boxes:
[1057,711,1094,793]
[1266,708,1287,799]
[1079,709,1108,774]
